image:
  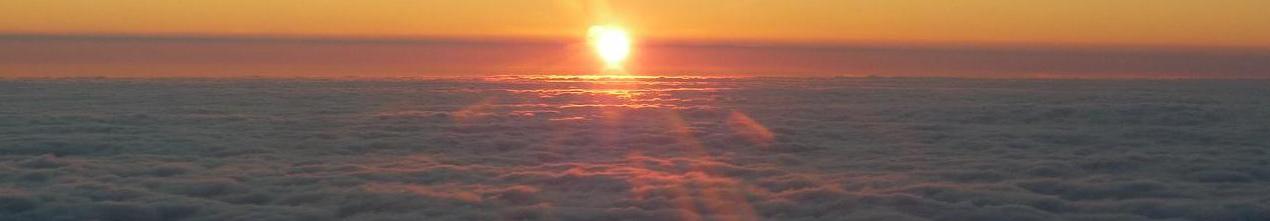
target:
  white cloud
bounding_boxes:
[1,77,1268,220]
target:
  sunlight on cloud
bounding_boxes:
[1,77,1268,220]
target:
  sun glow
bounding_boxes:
[588,25,632,70]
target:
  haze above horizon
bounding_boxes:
[2,0,1269,78]
[5,0,1270,48]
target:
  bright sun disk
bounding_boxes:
[588,25,631,70]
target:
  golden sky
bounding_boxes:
[3,0,1270,47]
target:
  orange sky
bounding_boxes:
[4,0,1270,48]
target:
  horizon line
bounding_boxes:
[5,73,1270,81]
[4,32,1268,54]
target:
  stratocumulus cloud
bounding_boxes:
[1,77,1269,220]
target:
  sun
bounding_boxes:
[588,25,631,70]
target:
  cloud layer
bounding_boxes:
[1,77,1269,220]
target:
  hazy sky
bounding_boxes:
[4,0,1270,47]
[3,1,1270,78]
